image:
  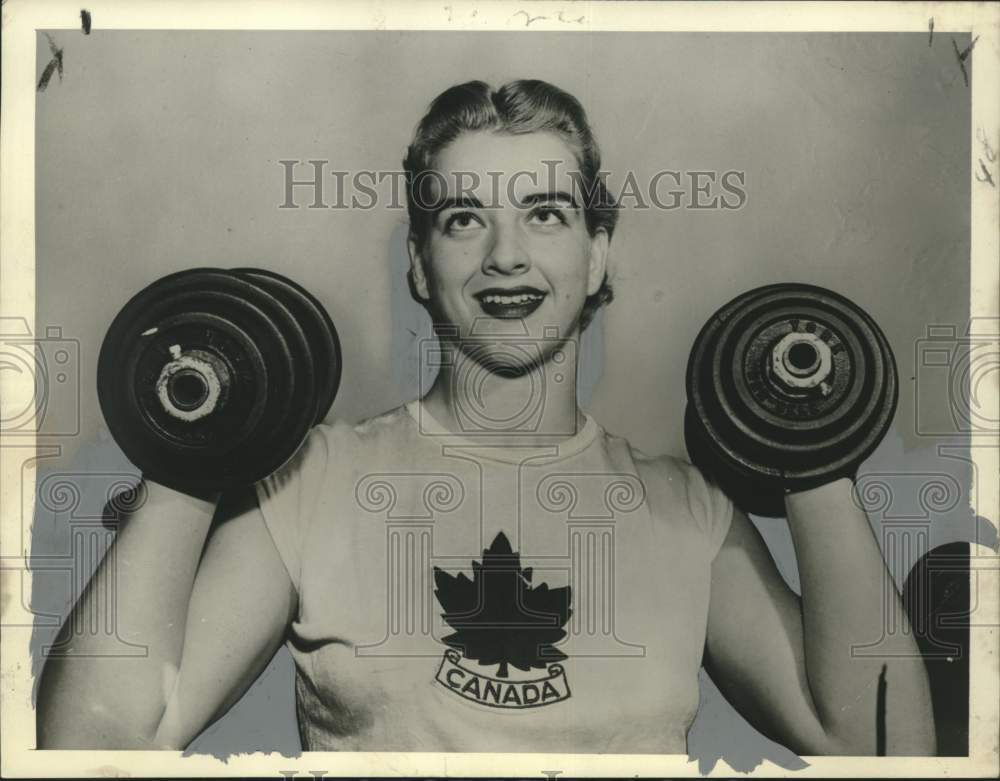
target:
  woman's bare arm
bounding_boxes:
[36,480,295,749]
[704,479,936,756]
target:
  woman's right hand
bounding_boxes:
[35,479,296,749]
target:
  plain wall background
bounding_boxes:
[30,31,981,766]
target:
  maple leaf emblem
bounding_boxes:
[433,531,572,678]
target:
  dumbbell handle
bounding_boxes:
[155,347,231,422]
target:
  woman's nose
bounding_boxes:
[483,224,530,276]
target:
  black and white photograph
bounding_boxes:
[1,1,998,778]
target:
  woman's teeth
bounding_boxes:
[481,293,544,304]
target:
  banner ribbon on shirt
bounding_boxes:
[435,649,571,709]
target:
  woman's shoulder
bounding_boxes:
[593,421,700,486]
[594,423,729,528]
[312,402,423,460]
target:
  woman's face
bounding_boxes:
[409,130,609,361]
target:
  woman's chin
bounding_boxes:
[430,308,580,356]
[465,314,577,342]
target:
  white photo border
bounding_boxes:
[2,0,997,777]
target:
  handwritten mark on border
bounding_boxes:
[37,33,63,92]
[951,35,979,87]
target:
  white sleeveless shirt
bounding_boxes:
[255,401,733,753]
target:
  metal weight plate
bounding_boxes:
[97,268,317,493]
[684,283,898,516]
[231,267,342,424]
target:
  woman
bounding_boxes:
[37,79,935,755]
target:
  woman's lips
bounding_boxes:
[476,291,547,319]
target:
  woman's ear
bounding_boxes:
[586,228,610,297]
[407,233,431,301]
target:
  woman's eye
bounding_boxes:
[443,211,483,233]
[528,206,569,227]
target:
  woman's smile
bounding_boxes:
[474,285,548,319]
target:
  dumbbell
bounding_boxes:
[97,267,341,495]
[685,283,897,517]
